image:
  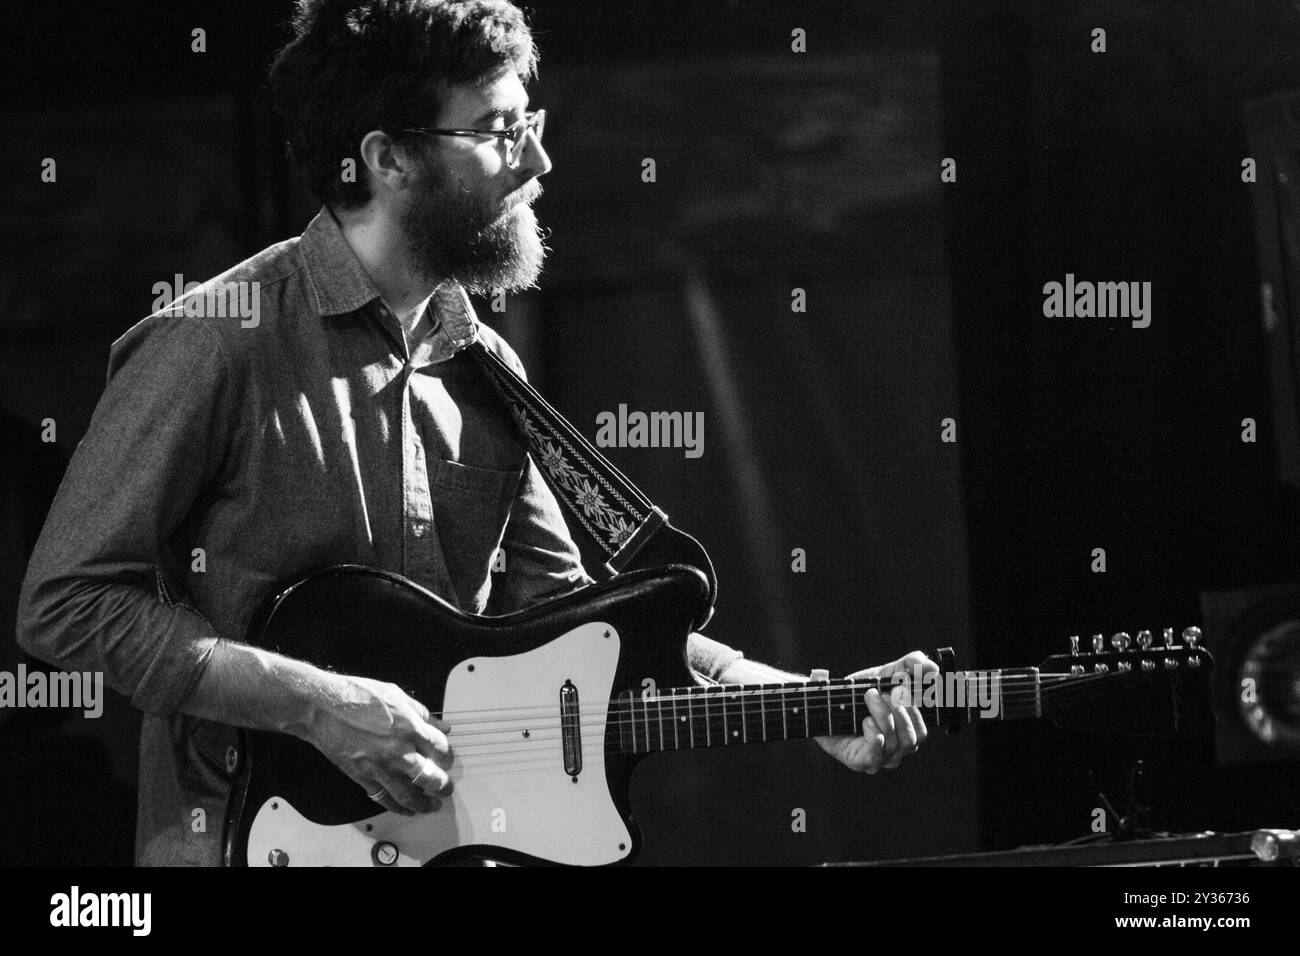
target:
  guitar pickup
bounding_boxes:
[560,679,582,777]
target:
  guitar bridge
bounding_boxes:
[560,679,582,777]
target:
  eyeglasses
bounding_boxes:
[397,109,546,165]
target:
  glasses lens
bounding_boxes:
[508,110,544,163]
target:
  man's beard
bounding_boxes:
[401,158,546,296]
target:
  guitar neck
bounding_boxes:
[614,670,1041,754]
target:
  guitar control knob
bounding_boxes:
[1141,660,1156,672]
[1163,628,1175,649]
[1164,657,1178,670]
[1111,632,1131,651]
[372,841,400,866]
[1091,633,1105,653]
[1117,661,1133,672]
[1070,664,1085,675]
[1182,626,1202,648]
[1136,630,1153,650]
[1188,656,1201,668]
[1093,663,1110,674]
[268,849,290,867]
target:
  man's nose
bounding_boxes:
[514,127,552,180]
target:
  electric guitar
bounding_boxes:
[224,563,1213,867]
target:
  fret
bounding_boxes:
[781,683,790,739]
[633,692,644,755]
[744,685,766,743]
[830,681,848,735]
[703,686,713,747]
[657,690,667,751]
[641,691,654,752]
[712,685,729,746]
[689,686,708,747]
[823,682,834,736]
[738,687,746,743]
[849,679,859,732]
[686,687,697,748]
[619,692,636,754]
[720,686,730,745]
[802,682,811,739]
[670,687,680,750]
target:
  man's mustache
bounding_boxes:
[504,181,543,213]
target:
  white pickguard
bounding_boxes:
[246,621,631,866]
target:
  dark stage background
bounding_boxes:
[1,0,1298,866]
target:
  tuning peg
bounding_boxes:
[1136,629,1153,650]
[1182,626,1202,648]
[1162,628,1175,649]
[1069,635,1080,656]
[1111,631,1131,651]
[1091,633,1105,653]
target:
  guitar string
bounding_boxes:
[292,672,1167,779]
[418,672,1101,724]
[430,671,1133,738]
[425,671,1126,732]
[430,674,1131,760]
[438,690,1074,741]
[405,652,1195,723]
[413,671,1097,717]
[356,676,1164,779]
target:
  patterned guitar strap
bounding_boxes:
[442,293,717,629]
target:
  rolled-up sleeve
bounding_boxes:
[16,313,236,715]
[686,631,743,682]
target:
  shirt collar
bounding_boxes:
[299,207,380,317]
[299,206,480,361]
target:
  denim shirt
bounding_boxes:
[17,208,741,866]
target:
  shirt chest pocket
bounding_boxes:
[431,459,522,602]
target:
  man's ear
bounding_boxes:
[357,129,417,195]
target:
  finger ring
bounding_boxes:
[411,767,426,786]
[367,788,386,801]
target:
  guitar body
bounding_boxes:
[223,563,711,867]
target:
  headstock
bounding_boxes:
[1037,626,1215,736]
[1038,627,1214,676]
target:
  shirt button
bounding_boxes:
[412,523,426,537]
[224,746,239,774]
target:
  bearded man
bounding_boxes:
[18,0,934,866]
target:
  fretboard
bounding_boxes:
[613,671,1040,754]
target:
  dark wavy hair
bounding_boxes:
[269,0,538,210]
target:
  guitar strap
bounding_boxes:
[449,309,717,629]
